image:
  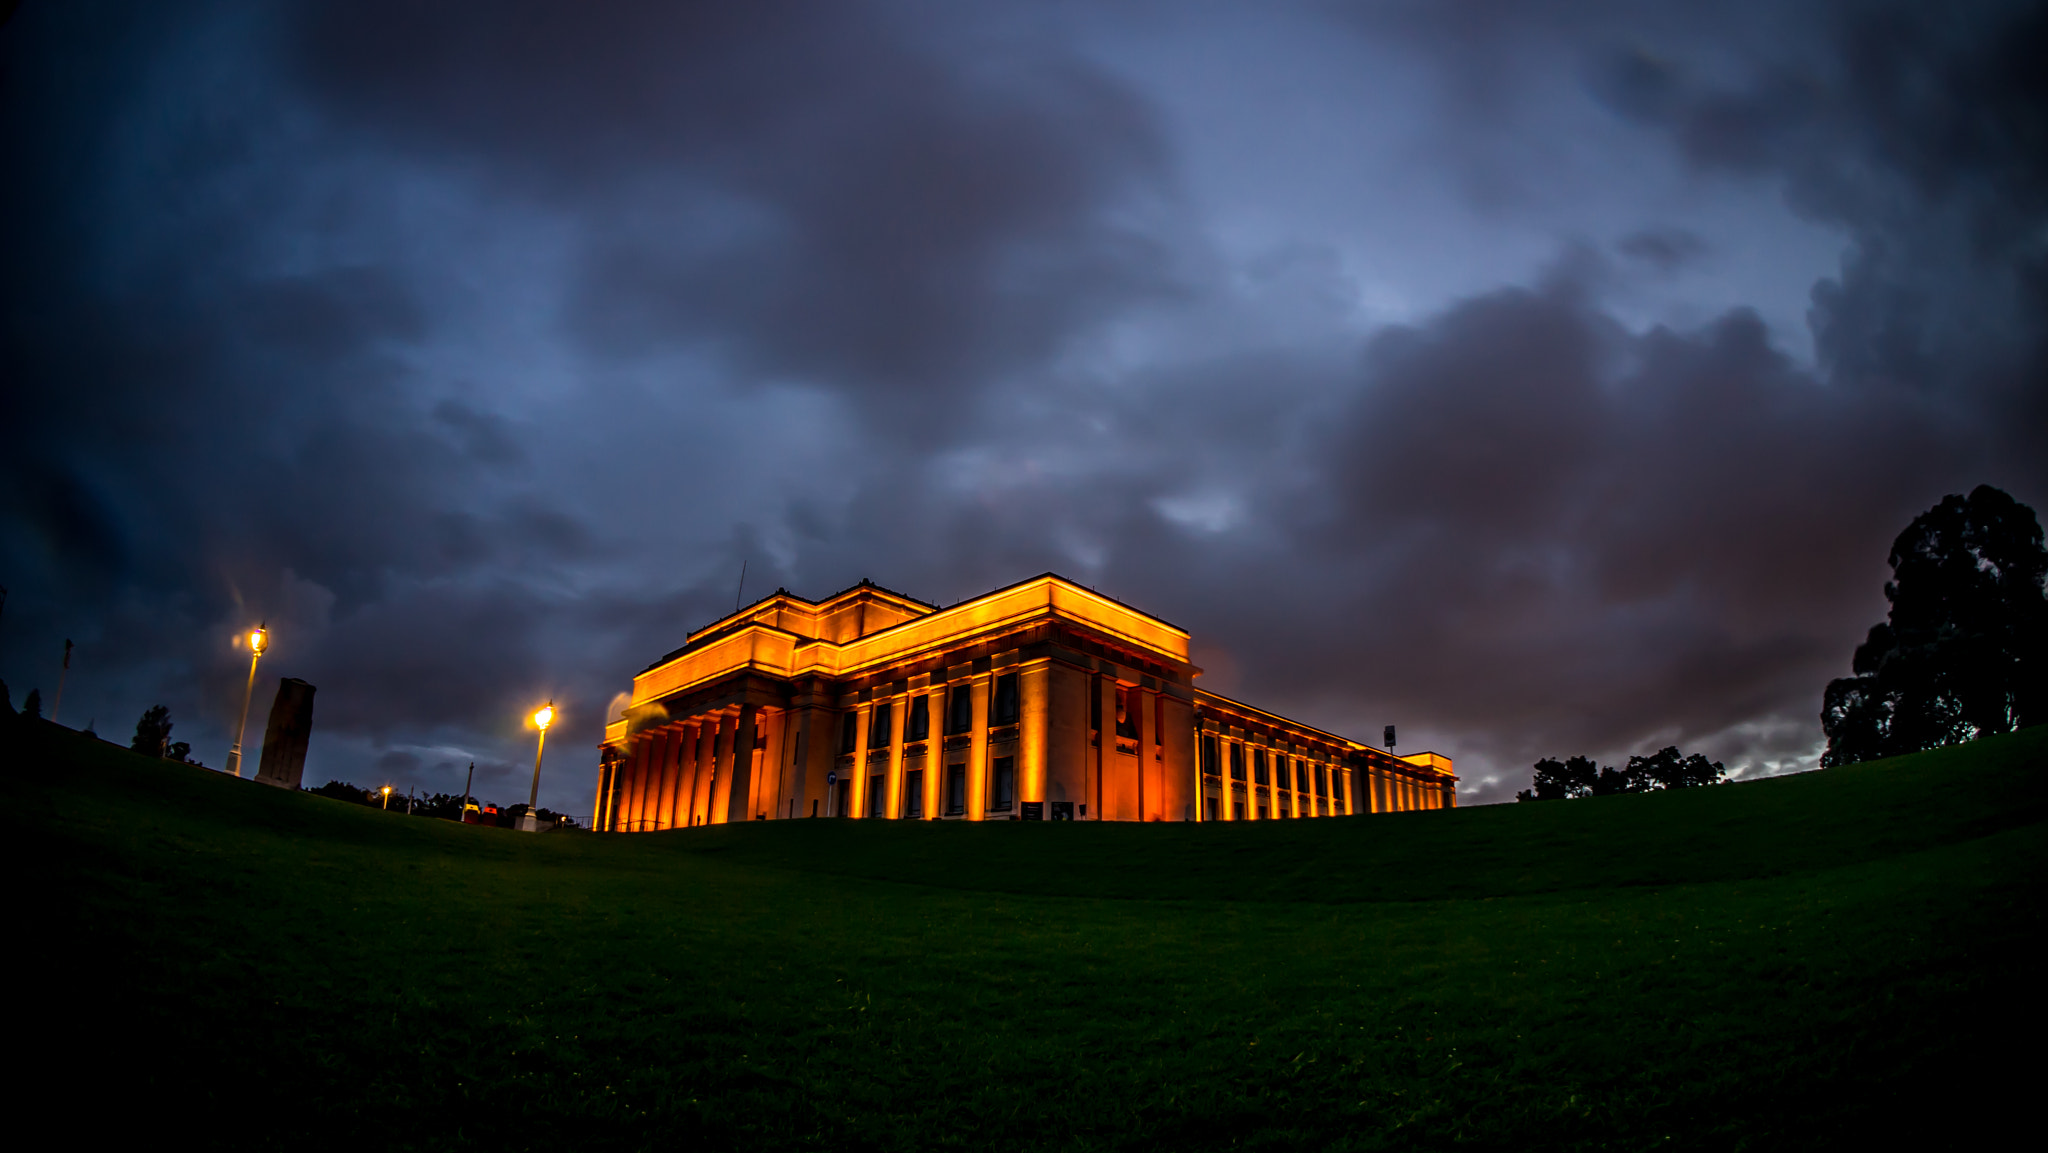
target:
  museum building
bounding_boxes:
[593,573,1454,830]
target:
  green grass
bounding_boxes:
[21,719,2046,1151]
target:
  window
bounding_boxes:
[946,685,974,735]
[1295,759,1310,792]
[869,702,893,748]
[945,763,967,815]
[990,756,1015,811]
[1154,695,1165,745]
[1089,680,1102,734]
[1253,749,1269,785]
[904,769,924,818]
[992,674,1019,725]
[1115,685,1139,739]
[1257,802,1268,820]
[868,775,884,817]
[907,694,930,741]
[1315,765,1329,796]
[1233,800,1245,820]
[839,712,858,754]
[1201,735,1220,776]
[1229,743,1246,781]
[1205,796,1219,821]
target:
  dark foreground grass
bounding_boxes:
[20,720,2046,1151]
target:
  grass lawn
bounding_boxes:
[20,718,2045,1150]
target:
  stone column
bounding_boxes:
[1020,661,1050,812]
[849,701,873,818]
[707,713,734,824]
[967,673,990,820]
[650,729,676,830]
[1136,686,1155,821]
[726,703,759,823]
[883,692,905,819]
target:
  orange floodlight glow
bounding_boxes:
[533,703,555,730]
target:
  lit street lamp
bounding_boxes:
[224,625,268,777]
[380,785,393,810]
[519,702,554,832]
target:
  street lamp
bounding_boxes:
[520,702,554,832]
[380,785,393,810]
[224,625,269,777]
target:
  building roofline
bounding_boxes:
[635,572,1192,685]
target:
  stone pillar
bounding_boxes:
[884,692,905,819]
[705,714,733,824]
[1020,661,1050,812]
[1136,685,1155,821]
[727,703,759,823]
[849,701,873,819]
[692,720,717,825]
[967,673,990,820]
[650,729,676,830]
[254,678,317,790]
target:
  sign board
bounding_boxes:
[1049,801,1074,821]
[1021,801,1043,821]
[827,770,838,786]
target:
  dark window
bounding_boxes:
[869,702,893,748]
[868,775,884,817]
[1200,735,1219,774]
[1257,802,1268,820]
[907,695,930,741]
[834,778,850,817]
[1233,800,1245,820]
[1253,749,1269,785]
[1154,694,1165,744]
[1295,760,1310,792]
[1089,679,1102,733]
[1229,743,1246,781]
[1115,685,1139,739]
[945,763,967,815]
[990,756,1015,811]
[946,686,974,735]
[1205,796,1219,821]
[992,673,1019,725]
[1315,765,1329,796]
[839,712,858,754]
[904,769,924,818]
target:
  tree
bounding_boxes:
[23,688,41,718]
[1823,485,2048,766]
[1625,746,1726,789]
[132,705,173,756]
[1519,747,1725,800]
[1520,755,1599,800]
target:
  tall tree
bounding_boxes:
[132,705,173,756]
[1823,485,2048,766]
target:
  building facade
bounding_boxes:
[593,574,1454,831]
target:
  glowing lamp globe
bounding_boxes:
[533,704,555,730]
[249,627,268,655]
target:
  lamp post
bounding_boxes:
[380,785,392,810]
[520,702,554,832]
[224,625,268,777]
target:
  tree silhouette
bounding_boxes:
[132,705,173,756]
[1823,485,2048,767]
[1520,747,1724,800]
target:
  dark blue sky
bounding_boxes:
[4,1,2043,811]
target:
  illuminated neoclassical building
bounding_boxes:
[594,574,1454,831]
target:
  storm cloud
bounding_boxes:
[3,0,2041,809]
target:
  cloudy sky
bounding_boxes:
[4,1,2042,812]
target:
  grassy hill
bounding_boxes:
[19,718,2045,1151]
